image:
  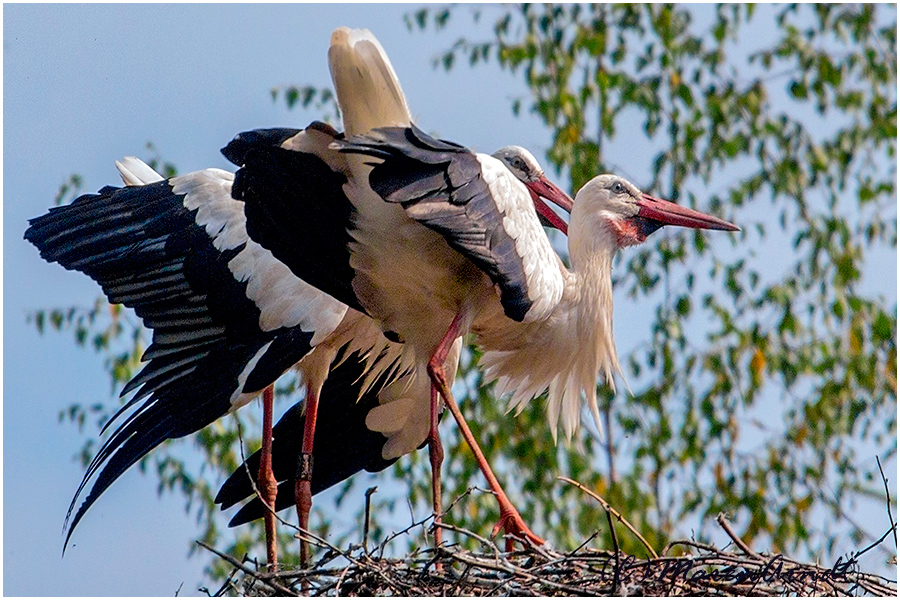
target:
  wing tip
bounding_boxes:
[327,26,412,136]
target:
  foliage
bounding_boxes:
[270,86,340,125]
[31,2,896,586]
[404,2,897,560]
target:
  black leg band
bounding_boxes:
[296,452,314,481]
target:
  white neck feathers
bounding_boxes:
[476,247,624,442]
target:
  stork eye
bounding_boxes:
[612,182,626,194]
[511,157,526,171]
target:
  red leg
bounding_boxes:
[258,385,278,572]
[440,389,544,550]
[294,381,319,568]
[428,382,444,549]
[424,314,466,549]
[426,313,544,550]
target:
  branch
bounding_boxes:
[558,476,660,558]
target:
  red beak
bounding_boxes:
[525,176,574,235]
[637,193,740,231]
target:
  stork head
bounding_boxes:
[572,174,739,251]
[493,146,574,234]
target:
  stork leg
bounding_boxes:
[427,382,444,548]
[426,314,545,551]
[439,389,545,550]
[258,385,279,572]
[294,381,320,568]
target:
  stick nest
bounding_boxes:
[200,515,896,596]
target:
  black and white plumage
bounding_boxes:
[28,24,735,559]
[341,127,741,441]
[322,30,738,541]
[24,120,564,549]
[215,32,575,552]
[214,344,447,525]
[23,23,576,559]
[212,116,570,544]
[24,162,349,546]
[337,124,566,324]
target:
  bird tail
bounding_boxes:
[215,350,407,525]
[328,27,412,136]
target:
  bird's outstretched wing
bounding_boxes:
[25,165,346,547]
[337,125,564,323]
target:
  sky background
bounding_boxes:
[4,4,896,596]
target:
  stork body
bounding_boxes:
[25,120,567,561]
[206,27,574,549]
[325,29,581,545]
[23,159,355,555]
[221,115,572,547]
[332,122,737,543]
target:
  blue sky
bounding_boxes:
[5,4,896,596]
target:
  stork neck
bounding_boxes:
[565,214,617,342]
[568,217,617,282]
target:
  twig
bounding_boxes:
[435,521,503,559]
[567,529,602,557]
[605,506,621,593]
[199,492,899,597]
[854,525,898,561]
[558,476,660,558]
[716,512,763,561]
[663,538,720,555]
[363,486,378,554]
[195,541,298,597]
[210,566,239,597]
[876,456,897,548]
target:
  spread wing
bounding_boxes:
[25,165,346,545]
[337,125,564,323]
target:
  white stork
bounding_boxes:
[212,27,575,553]
[215,120,571,556]
[25,136,570,566]
[25,23,738,563]
[316,28,741,547]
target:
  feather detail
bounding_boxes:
[115,156,165,186]
[475,252,626,443]
[328,27,411,137]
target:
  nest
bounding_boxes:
[199,481,897,597]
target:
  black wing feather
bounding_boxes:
[225,127,365,314]
[337,125,533,322]
[25,177,317,546]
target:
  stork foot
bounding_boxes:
[490,504,545,551]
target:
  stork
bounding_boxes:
[215,27,575,553]
[223,26,737,551]
[312,28,739,547]
[222,123,740,548]
[218,122,571,556]
[217,136,742,546]
[24,131,570,566]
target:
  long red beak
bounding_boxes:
[526,176,574,235]
[637,193,740,231]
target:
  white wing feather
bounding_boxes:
[116,156,164,186]
[328,27,412,136]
